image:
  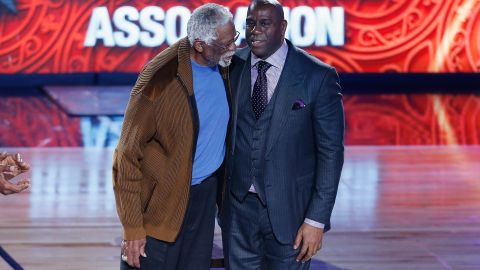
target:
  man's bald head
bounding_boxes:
[248,0,284,21]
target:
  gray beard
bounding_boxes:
[219,58,232,67]
[218,52,235,67]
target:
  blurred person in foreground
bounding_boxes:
[0,152,30,195]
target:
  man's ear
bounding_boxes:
[281,20,288,37]
[193,40,204,53]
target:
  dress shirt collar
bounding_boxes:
[250,39,288,69]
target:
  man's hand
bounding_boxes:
[0,164,30,195]
[122,238,147,268]
[293,223,324,263]
[0,153,30,180]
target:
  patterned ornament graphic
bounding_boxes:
[0,0,479,73]
[1,94,479,146]
[343,94,480,145]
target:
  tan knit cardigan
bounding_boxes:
[113,37,229,242]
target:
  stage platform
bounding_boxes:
[43,86,131,116]
[0,146,479,269]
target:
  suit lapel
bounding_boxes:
[265,46,304,156]
[231,49,251,154]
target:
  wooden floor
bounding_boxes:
[0,146,479,270]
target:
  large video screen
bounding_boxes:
[1,0,479,73]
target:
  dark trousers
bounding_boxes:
[222,192,311,270]
[121,175,218,270]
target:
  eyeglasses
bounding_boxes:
[209,31,240,52]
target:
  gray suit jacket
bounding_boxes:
[226,40,345,244]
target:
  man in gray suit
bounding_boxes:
[221,0,344,269]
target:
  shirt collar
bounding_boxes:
[251,39,288,69]
[191,58,218,72]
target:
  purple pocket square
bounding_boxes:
[292,99,306,110]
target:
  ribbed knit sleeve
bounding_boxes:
[113,92,156,240]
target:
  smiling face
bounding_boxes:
[245,2,287,59]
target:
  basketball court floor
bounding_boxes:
[0,146,479,269]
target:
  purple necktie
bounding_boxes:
[251,61,272,120]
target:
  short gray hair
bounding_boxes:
[187,3,233,46]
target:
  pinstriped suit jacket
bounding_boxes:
[226,39,345,244]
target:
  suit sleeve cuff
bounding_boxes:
[304,218,325,229]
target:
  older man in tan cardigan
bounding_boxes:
[113,3,237,269]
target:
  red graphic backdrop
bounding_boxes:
[0,97,81,147]
[1,0,479,74]
[1,94,479,146]
[345,94,480,145]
